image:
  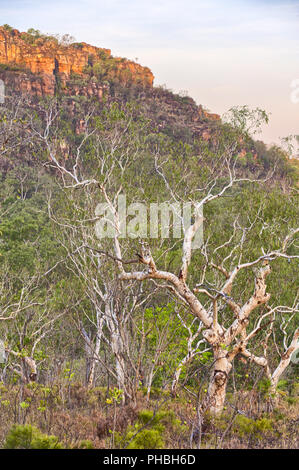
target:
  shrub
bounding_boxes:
[72,43,84,49]
[4,424,63,449]
[257,378,272,395]
[78,439,94,449]
[115,408,188,449]
[233,416,273,438]
[0,63,28,72]
[2,24,13,32]
[126,429,164,449]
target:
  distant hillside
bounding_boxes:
[0,24,153,93]
[0,25,297,186]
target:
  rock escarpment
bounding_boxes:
[0,25,222,143]
[0,26,154,97]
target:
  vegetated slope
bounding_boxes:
[0,25,296,187]
[0,27,298,451]
[0,25,219,140]
[0,24,297,187]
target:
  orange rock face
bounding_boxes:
[0,26,154,92]
[202,109,221,121]
[0,27,111,76]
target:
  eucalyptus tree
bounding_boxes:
[119,181,298,415]
[26,97,158,399]
[25,97,299,416]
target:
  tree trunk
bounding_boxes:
[87,331,102,387]
[110,330,127,402]
[80,311,104,388]
[172,355,190,396]
[105,305,128,402]
[146,367,155,401]
[203,353,232,416]
[269,329,299,396]
[24,356,37,383]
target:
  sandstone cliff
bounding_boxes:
[0,25,154,96]
[0,25,222,144]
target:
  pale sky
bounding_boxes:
[1,0,299,145]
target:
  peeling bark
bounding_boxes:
[203,353,232,416]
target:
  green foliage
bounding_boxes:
[72,42,84,49]
[4,425,63,449]
[224,105,269,137]
[106,387,124,405]
[126,429,164,449]
[0,63,29,72]
[115,409,188,449]
[27,28,41,37]
[2,24,13,32]
[20,401,30,409]
[20,29,59,46]
[77,439,94,449]
[0,51,298,438]
[257,378,272,395]
[277,380,288,391]
[233,416,273,438]
[291,382,299,397]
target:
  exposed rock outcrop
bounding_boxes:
[0,26,222,144]
[0,26,154,97]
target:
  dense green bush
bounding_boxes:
[4,425,63,449]
[233,416,274,439]
[115,409,188,449]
